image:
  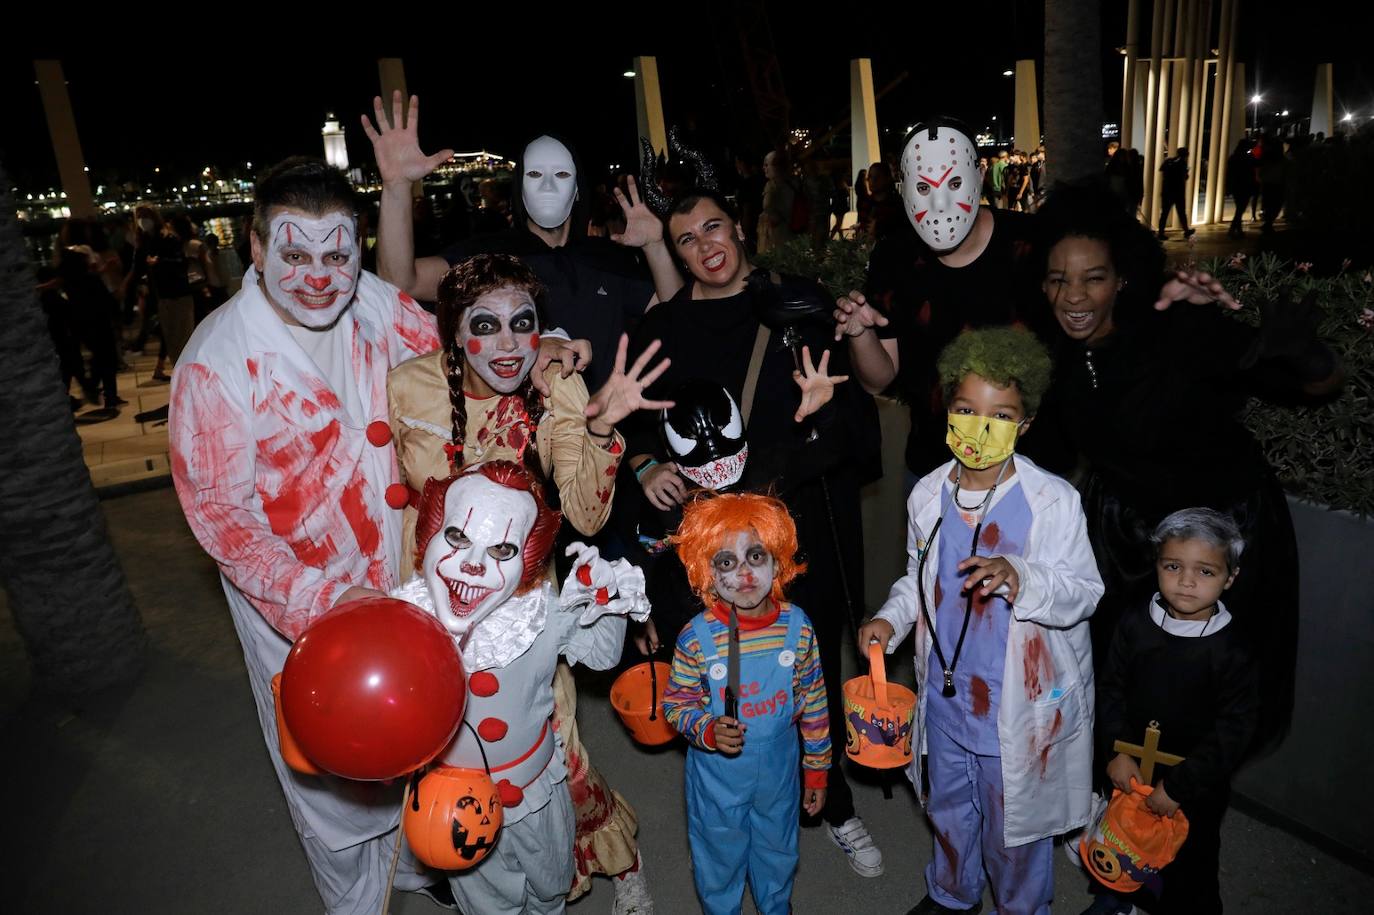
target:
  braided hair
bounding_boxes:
[435,254,549,482]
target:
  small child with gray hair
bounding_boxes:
[1084,507,1261,915]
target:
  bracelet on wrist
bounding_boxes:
[588,425,614,439]
[634,459,659,481]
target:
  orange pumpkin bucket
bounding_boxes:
[842,642,917,769]
[404,765,503,870]
[610,661,677,746]
[271,673,323,775]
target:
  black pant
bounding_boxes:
[1119,799,1225,914]
[1229,189,1253,232]
[1159,193,1189,233]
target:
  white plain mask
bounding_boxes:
[459,287,541,395]
[521,136,577,230]
[261,211,360,328]
[422,476,537,638]
[901,126,981,251]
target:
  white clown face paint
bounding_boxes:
[710,529,776,611]
[459,286,541,395]
[261,210,360,327]
[901,126,981,251]
[423,475,537,638]
[521,136,577,230]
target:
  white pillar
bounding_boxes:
[1132,60,1151,151]
[1205,0,1234,224]
[1311,63,1334,137]
[33,60,96,219]
[850,58,882,190]
[633,56,668,156]
[1141,0,1166,219]
[1122,0,1141,147]
[1013,59,1041,152]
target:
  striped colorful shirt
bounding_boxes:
[663,601,831,788]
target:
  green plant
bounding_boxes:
[754,235,874,296]
[1201,252,1374,516]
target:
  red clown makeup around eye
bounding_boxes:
[467,339,483,355]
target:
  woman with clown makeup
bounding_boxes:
[390,461,650,914]
[387,253,668,910]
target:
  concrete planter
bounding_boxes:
[1232,497,1374,860]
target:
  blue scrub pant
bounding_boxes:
[925,723,1053,915]
[686,727,800,915]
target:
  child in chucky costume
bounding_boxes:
[661,492,831,915]
[860,328,1103,915]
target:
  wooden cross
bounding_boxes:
[1113,720,1186,784]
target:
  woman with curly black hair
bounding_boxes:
[1024,184,1343,754]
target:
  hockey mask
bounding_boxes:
[661,381,748,490]
[458,286,541,395]
[901,123,980,251]
[422,475,537,637]
[521,136,578,230]
[260,210,360,327]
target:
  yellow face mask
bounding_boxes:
[946,412,1022,470]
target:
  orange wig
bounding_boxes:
[672,492,805,604]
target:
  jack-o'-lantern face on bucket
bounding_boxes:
[1088,841,1122,882]
[403,766,505,871]
[452,788,502,862]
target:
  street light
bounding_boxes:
[623,70,636,78]
[1249,94,1262,132]
[1002,69,1013,77]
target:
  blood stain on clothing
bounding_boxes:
[1038,709,1064,779]
[246,358,259,379]
[309,379,342,411]
[1022,634,1054,701]
[970,675,991,718]
[340,472,381,558]
[934,827,960,877]
[933,579,944,609]
[980,522,1001,550]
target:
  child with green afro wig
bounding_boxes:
[937,327,1053,415]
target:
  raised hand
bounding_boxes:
[792,345,849,422]
[530,336,592,396]
[833,289,890,341]
[584,334,675,434]
[360,91,454,187]
[609,176,665,249]
[1154,269,1241,311]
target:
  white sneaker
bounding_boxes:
[612,855,654,915]
[827,816,884,877]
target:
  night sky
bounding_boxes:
[5,1,1369,194]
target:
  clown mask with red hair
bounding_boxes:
[672,492,804,612]
[415,461,561,637]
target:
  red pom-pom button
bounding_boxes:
[497,779,524,808]
[477,718,509,742]
[384,484,410,509]
[366,420,392,447]
[576,564,592,587]
[469,671,499,697]
[595,587,611,605]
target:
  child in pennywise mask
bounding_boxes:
[390,461,649,914]
[661,492,830,915]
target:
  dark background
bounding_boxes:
[3,1,1370,192]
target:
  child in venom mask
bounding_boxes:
[661,492,830,915]
[858,328,1103,915]
[391,461,649,914]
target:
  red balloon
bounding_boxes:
[280,597,466,780]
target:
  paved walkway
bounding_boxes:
[73,350,171,489]
[2,486,1370,914]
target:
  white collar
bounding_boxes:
[1149,594,1232,637]
[391,577,553,670]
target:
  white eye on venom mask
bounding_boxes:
[521,136,578,230]
[459,287,541,395]
[901,125,981,251]
[262,211,360,327]
[422,475,537,638]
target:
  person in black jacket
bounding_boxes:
[1087,508,1259,915]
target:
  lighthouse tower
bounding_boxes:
[322,114,348,171]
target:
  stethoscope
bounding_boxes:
[915,458,1014,699]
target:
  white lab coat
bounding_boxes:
[874,455,1103,847]
[169,269,440,911]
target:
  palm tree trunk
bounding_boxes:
[1044,0,1106,184]
[0,160,145,693]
